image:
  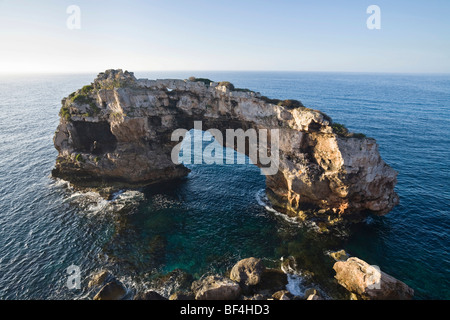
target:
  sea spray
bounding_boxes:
[255,189,301,225]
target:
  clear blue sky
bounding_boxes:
[0,0,449,73]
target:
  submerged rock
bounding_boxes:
[333,257,414,300]
[329,250,350,262]
[53,69,399,224]
[256,268,288,293]
[151,269,194,297]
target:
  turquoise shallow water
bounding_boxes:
[0,72,448,299]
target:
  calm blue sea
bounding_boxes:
[0,71,448,300]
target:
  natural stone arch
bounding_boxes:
[53,69,399,223]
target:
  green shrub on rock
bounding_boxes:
[188,77,213,86]
[233,87,254,93]
[260,96,305,109]
[332,123,366,139]
[277,99,304,109]
[80,84,94,95]
[60,106,71,121]
[332,123,349,136]
[218,81,235,90]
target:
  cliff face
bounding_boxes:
[53,69,399,222]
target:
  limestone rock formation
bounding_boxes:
[52,69,399,222]
[191,275,241,300]
[93,279,128,300]
[88,269,113,288]
[333,257,414,300]
[229,257,266,292]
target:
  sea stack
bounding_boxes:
[52,69,399,223]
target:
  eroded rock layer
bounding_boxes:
[53,69,399,222]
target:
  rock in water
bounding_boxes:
[256,268,288,292]
[191,275,241,300]
[304,288,323,300]
[306,293,323,300]
[53,69,399,223]
[230,257,265,292]
[88,270,113,288]
[169,291,195,300]
[272,290,293,300]
[329,250,350,262]
[93,279,128,300]
[134,290,167,300]
[333,257,414,300]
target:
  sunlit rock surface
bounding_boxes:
[53,69,399,223]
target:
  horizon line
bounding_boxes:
[1,70,449,76]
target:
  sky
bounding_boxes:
[0,0,449,74]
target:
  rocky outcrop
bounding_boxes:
[191,275,242,300]
[93,279,128,300]
[333,257,414,300]
[89,270,128,300]
[188,259,290,300]
[88,269,113,288]
[91,257,413,301]
[229,257,265,293]
[53,69,399,222]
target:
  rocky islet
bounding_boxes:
[53,69,399,225]
[53,69,411,300]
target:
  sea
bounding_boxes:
[0,71,448,300]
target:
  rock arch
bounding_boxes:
[53,70,399,223]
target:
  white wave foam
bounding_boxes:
[51,178,72,189]
[280,256,330,299]
[112,190,145,203]
[255,189,301,225]
[286,273,308,297]
[280,256,308,297]
[61,188,145,217]
[255,189,278,214]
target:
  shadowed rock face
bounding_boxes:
[52,69,399,222]
[70,121,117,154]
